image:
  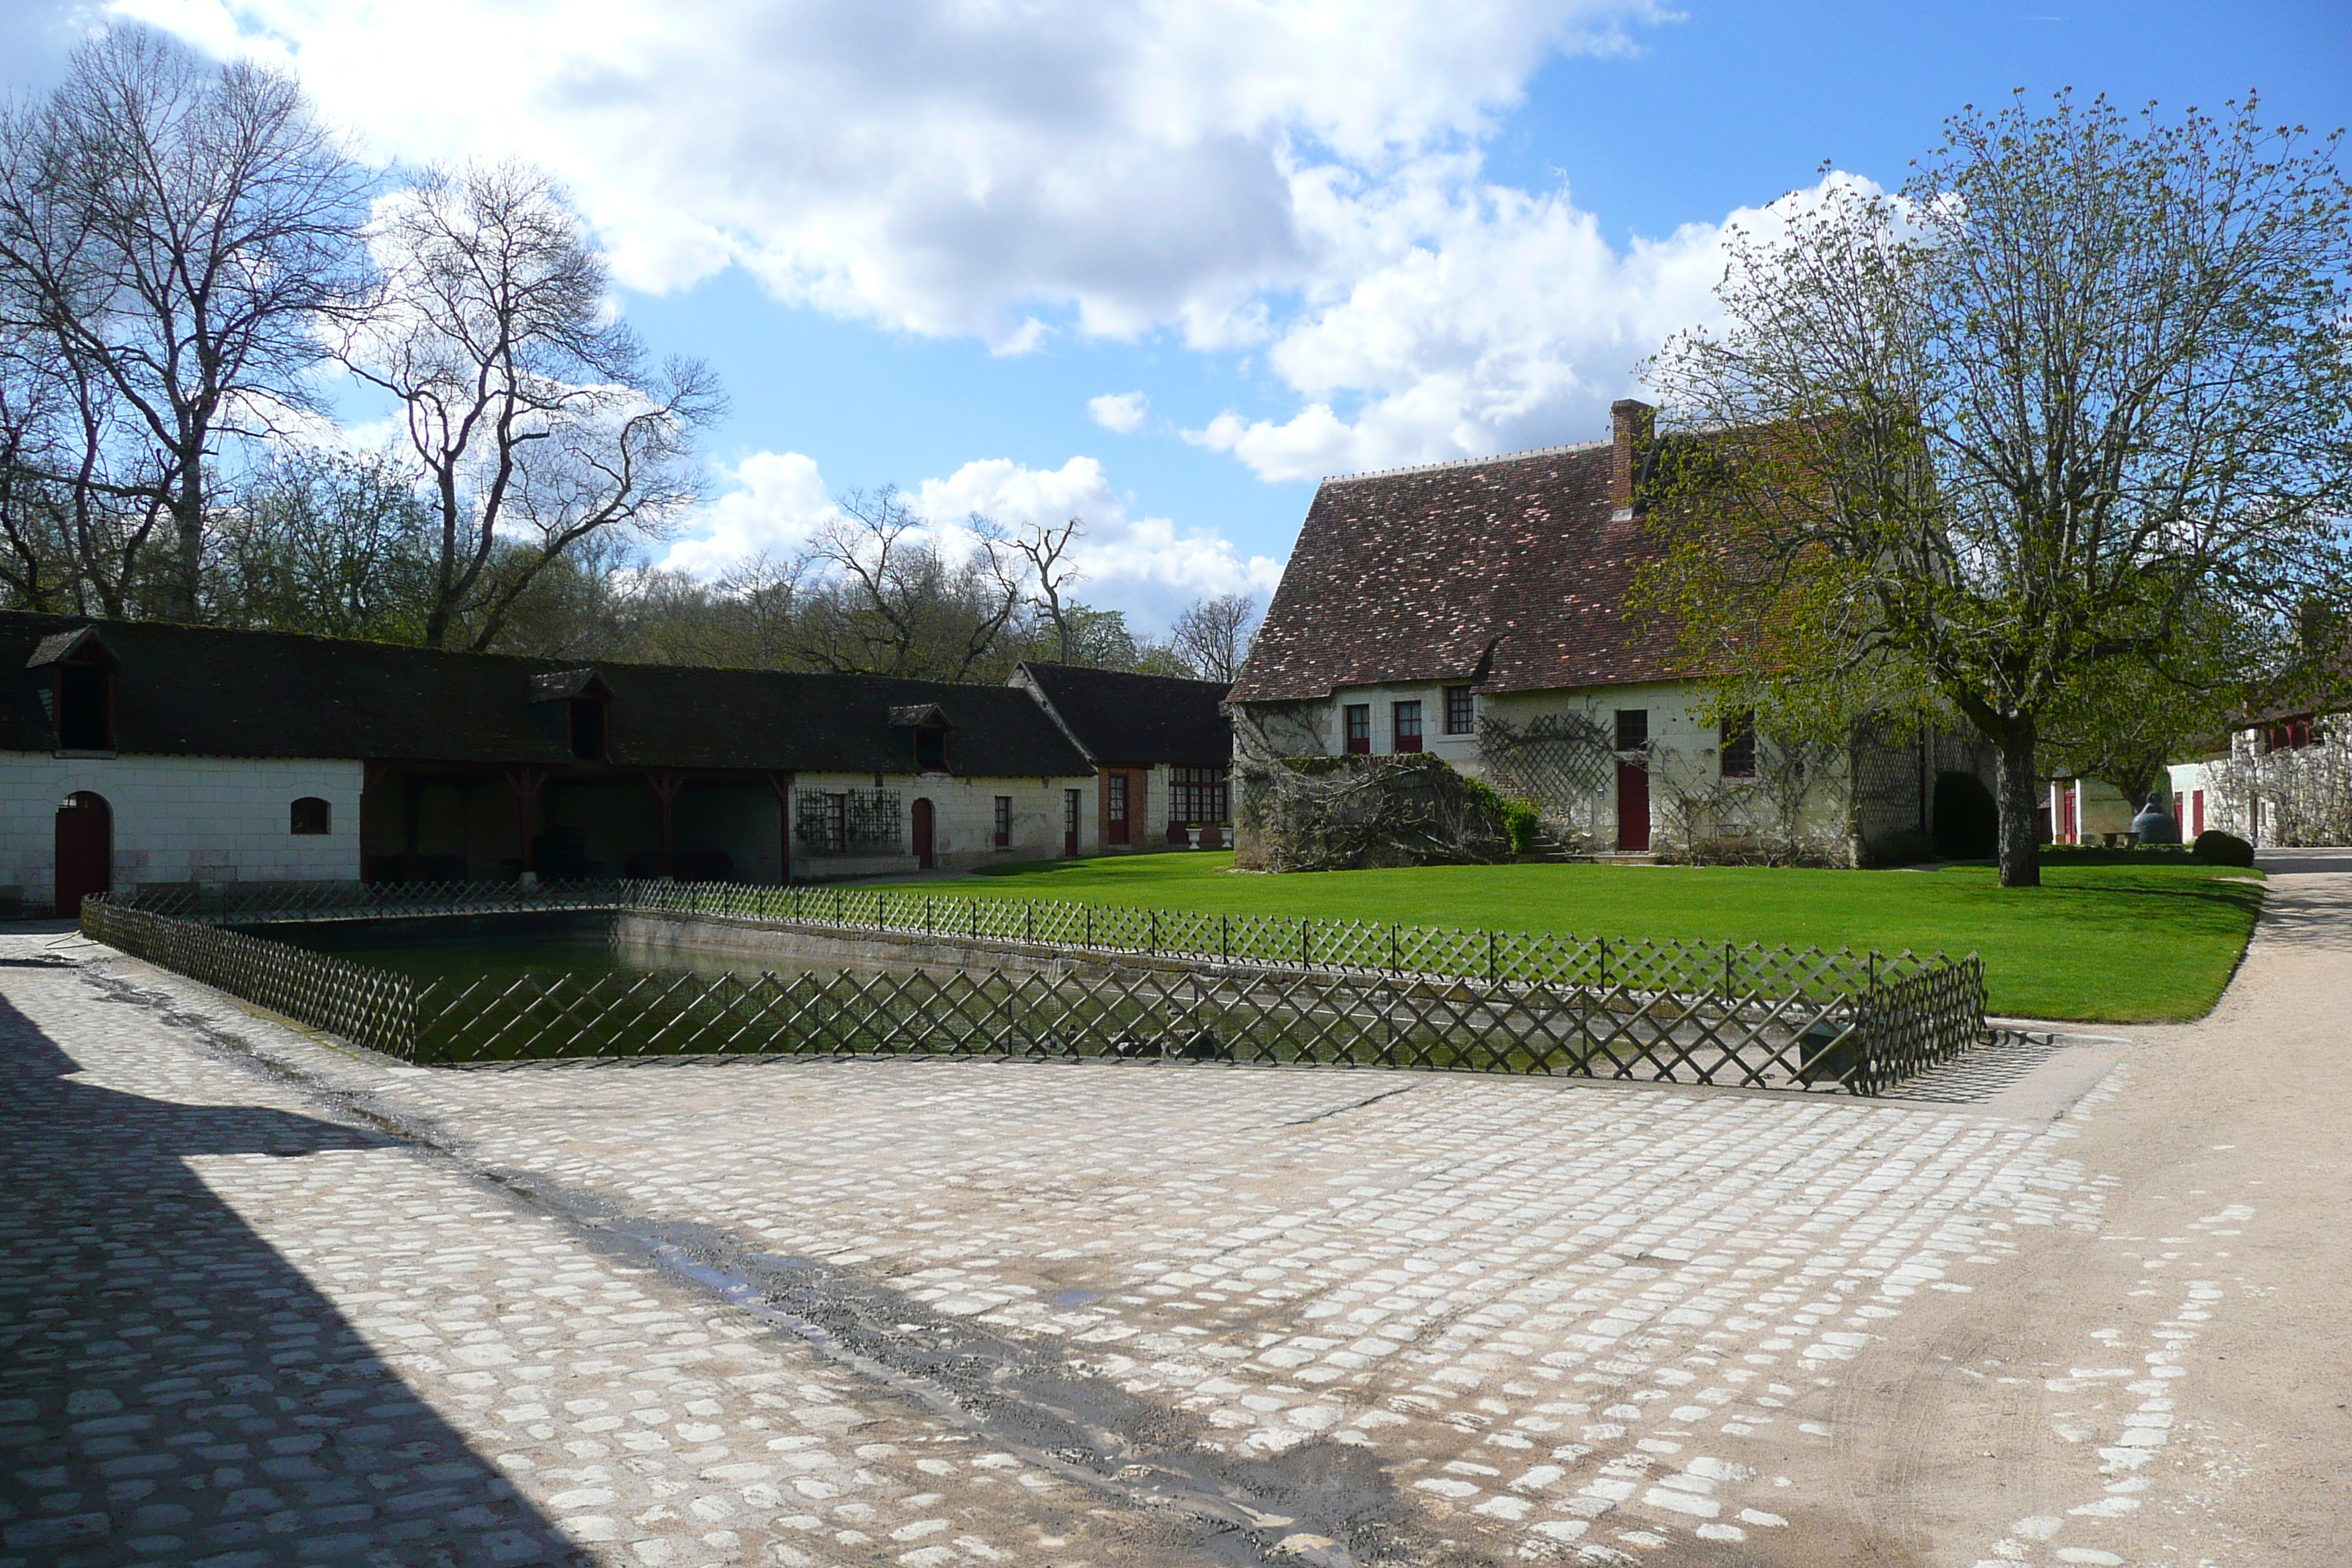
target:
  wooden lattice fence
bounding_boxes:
[82,889,1986,1093]
[84,901,421,1059]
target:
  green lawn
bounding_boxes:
[884,851,2263,1023]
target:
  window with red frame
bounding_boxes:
[1169,766,1229,824]
[2264,713,2317,750]
[1392,701,1422,753]
[1343,704,1371,754]
[992,795,1011,847]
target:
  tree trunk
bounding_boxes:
[170,463,205,622]
[1995,723,2042,889]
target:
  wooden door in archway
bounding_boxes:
[55,791,111,916]
[912,797,935,870]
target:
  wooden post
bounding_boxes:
[766,771,795,886]
[500,766,546,878]
[644,771,687,879]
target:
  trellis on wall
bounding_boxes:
[791,787,905,853]
[1475,712,1616,848]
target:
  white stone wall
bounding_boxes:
[0,750,363,904]
[788,772,1096,878]
[1259,679,1863,857]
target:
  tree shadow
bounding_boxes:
[0,992,579,1567]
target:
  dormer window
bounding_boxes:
[888,703,951,772]
[27,626,119,754]
[530,668,613,761]
[568,698,606,761]
[58,664,111,750]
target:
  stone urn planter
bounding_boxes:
[1186,825,1205,849]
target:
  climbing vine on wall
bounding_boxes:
[2204,718,2352,845]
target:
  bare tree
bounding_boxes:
[1009,515,1085,662]
[0,25,372,619]
[347,160,722,649]
[1169,592,1258,682]
[1643,92,2352,886]
[0,313,170,616]
[790,487,1024,679]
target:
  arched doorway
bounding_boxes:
[911,797,935,870]
[55,791,111,916]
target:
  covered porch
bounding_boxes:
[360,762,793,883]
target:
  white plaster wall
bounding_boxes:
[788,772,1096,878]
[0,751,363,902]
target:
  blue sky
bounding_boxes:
[8,1,2347,632]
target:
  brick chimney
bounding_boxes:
[1610,399,1655,518]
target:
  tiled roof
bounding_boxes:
[1227,441,1685,704]
[0,613,1091,777]
[1013,662,1232,768]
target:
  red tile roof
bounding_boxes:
[1228,441,1686,704]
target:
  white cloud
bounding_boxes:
[659,450,840,577]
[105,0,1676,350]
[909,454,1286,625]
[1189,172,1880,480]
[1086,391,1148,434]
[102,0,1869,492]
[662,449,1281,629]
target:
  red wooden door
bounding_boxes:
[55,791,110,916]
[1615,762,1650,852]
[1106,773,1130,845]
[912,797,935,870]
[1064,789,1081,856]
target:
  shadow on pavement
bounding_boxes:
[0,991,579,1567]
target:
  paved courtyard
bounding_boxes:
[5,862,2348,1567]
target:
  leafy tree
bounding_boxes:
[1643,91,2352,886]
[208,448,437,641]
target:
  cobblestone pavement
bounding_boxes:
[0,945,1209,1568]
[7,893,2340,1567]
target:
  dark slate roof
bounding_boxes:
[0,613,1091,777]
[1226,442,1684,704]
[1014,662,1232,768]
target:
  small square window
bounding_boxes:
[290,796,331,835]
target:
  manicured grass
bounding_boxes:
[884,851,2264,1024]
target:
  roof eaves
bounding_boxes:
[1319,438,1609,486]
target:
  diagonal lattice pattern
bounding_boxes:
[82,900,1986,1096]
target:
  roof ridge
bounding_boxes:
[1320,439,1610,486]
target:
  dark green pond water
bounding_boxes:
[259,931,810,989]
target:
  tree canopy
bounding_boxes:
[1640,91,2352,885]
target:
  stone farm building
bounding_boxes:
[1226,401,1994,866]
[3,614,1100,916]
[1011,662,1234,850]
[2160,705,2352,849]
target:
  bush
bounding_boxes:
[1867,829,1940,867]
[2191,829,2255,867]
[1932,771,1999,859]
[1460,777,1543,855]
